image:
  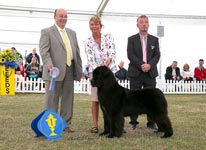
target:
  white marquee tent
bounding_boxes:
[1,0,206,78]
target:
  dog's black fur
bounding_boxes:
[91,66,173,138]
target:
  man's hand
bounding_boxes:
[48,64,53,72]
[141,64,151,72]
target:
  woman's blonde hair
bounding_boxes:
[89,15,103,28]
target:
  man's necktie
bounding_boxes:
[61,29,71,66]
[142,36,147,63]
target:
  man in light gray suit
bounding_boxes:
[39,8,82,133]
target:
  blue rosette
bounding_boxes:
[49,67,60,91]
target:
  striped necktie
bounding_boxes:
[61,29,71,66]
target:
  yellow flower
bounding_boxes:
[8,57,13,62]
[0,48,20,62]
[12,57,16,61]
[0,48,19,68]
[0,58,6,63]
[4,49,11,55]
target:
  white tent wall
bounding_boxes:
[104,0,206,16]
[0,12,92,66]
[0,9,206,79]
[102,15,206,78]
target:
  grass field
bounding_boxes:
[0,94,206,150]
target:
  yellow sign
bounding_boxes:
[0,65,15,95]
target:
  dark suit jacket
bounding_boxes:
[115,66,128,80]
[26,53,41,65]
[165,66,182,80]
[127,33,160,78]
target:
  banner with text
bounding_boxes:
[0,65,15,95]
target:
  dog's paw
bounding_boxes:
[154,130,159,133]
[106,134,115,138]
[154,129,163,133]
[161,133,173,138]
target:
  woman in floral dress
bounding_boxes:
[84,15,118,133]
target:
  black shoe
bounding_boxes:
[129,121,139,130]
[147,122,158,130]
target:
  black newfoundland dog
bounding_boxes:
[91,66,173,138]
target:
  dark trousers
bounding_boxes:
[129,72,156,125]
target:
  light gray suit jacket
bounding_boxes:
[39,25,82,81]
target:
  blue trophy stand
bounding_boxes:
[31,109,66,141]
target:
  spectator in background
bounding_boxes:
[165,61,182,81]
[181,63,193,82]
[15,58,25,77]
[194,59,206,81]
[115,60,128,81]
[26,48,41,65]
[15,58,25,91]
[25,57,40,79]
[38,65,43,78]
[11,47,23,59]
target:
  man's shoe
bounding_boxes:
[64,126,75,133]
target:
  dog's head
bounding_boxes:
[91,66,116,88]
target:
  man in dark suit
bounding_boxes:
[127,15,160,130]
[39,8,82,133]
[115,61,128,81]
[165,61,182,81]
[26,48,41,65]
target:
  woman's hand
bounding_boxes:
[105,58,112,66]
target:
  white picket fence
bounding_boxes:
[15,75,206,94]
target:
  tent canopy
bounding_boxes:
[1,0,206,17]
[0,0,206,78]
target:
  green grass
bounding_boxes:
[0,94,206,150]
